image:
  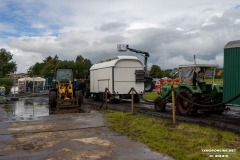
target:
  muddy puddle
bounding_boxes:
[1,97,49,121]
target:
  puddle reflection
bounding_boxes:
[2,97,49,121]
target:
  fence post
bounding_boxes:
[105,88,108,109]
[171,86,176,125]
[131,88,134,114]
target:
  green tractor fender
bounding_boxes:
[178,84,202,94]
[159,85,172,98]
[210,84,223,98]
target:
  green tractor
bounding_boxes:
[155,64,225,115]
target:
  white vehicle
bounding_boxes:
[90,56,145,102]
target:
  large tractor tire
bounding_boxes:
[144,78,154,92]
[212,93,225,115]
[176,89,193,115]
[49,91,57,114]
[154,96,166,112]
[75,90,82,112]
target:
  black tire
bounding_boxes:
[75,90,82,108]
[144,78,154,92]
[49,91,57,114]
[176,89,193,115]
[154,96,166,112]
[213,110,224,115]
[212,93,225,115]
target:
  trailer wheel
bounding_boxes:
[176,89,193,115]
[144,78,154,92]
[154,96,166,112]
[49,91,57,114]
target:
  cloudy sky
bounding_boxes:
[0,0,240,73]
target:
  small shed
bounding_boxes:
[223,40,240,105]
[90,56,145,97]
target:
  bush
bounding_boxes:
[0,77,14,95]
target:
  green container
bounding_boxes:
[223,40,240,105]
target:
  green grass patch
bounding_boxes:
[143,91,159,100]
[102,110,240,160]
[202,78,223,85]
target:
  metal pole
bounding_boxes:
[33,104,35,117]
[171,86,176,125]
[105,88,108,109]
[13,72,15,98]
[33,76,35,96]
[25,77,26,93]
[131,88,134,114]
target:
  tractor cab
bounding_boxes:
[179,64,218,93]
[56,69,73,83]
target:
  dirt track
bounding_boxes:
[0,97,173,160]
[92,99,240,134]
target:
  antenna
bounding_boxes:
[194,55,196,65]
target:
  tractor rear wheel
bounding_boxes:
[212,93,225,115]
[49,91,57,114]
[176,89,193,115]
[154,96,166,112]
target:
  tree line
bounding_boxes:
[28,55,92,79]
[0,48,17,94]
[0,48,92,94]
[0,48,223,94]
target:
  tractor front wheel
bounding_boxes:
[176,89,193,115]
[75,90,82,112]
[154,96,166,112]
[49,91,57,114]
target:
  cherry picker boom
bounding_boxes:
[117,44,154,92]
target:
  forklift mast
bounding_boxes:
[117,44,154,92]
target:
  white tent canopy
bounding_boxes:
[18,77,46,92]
[18,77,46,82]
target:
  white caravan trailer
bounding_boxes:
[90,56,145,101]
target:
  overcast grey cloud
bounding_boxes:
[0,0,240,73]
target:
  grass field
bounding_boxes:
[103,79,239,160]
[102,110,240,160]
[204,78,223,85]
[143,90,159,100]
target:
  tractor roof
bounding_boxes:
[179,64,219,68]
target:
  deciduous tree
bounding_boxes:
[0,48,17,77]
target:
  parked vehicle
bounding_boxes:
[155,64,225,115]
[49,68,83,113]
[90,56,145,102]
